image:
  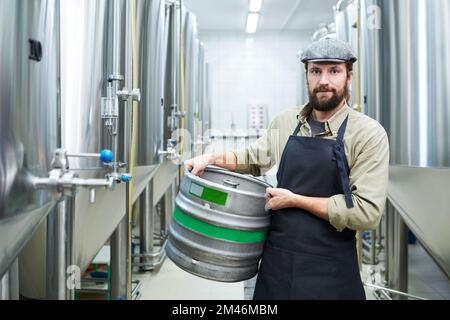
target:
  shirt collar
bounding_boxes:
[297,101,352,135]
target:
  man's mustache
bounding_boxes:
[314,86,336,94]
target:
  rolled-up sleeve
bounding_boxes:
[233,121,277,177]
[328,127,390,232]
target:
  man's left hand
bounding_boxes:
[265,188,296,211]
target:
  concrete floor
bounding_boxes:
[133,259,244,300]
[133,241,450,300]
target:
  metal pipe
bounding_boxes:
[8,259,19,300]
[139,184,155,271]
[33,177,113,190]
[364,283,427,300]
[0,271,9,300]
[113,0,122,78]
[161,181,175,235]
[385,200,395,286]
[370,230,376,264]
[393,210,408,300]
[46,198,75,300]
[110,216,128,300]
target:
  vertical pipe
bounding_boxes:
[370,230,376,265]
[110,216,128,300]
[139,183,155,271]
[385,200,395,287]
[393,211,408,300]
[111,0,123,176]
[8,259,19,300]
[0,271,10,300]
[113,0,122,79]
[161,180,175,235]
[46,198,75,300]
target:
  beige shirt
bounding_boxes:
[233,104,390,232]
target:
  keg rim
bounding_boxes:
[184,166,272,199]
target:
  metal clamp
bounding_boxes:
[117,88,141,102]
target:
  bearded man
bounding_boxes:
[184,38,390,300]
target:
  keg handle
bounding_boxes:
[223,179,240,189]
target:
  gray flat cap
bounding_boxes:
[301,38,357,64]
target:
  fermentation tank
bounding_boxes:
[19,0,132,299]
[359,0,450,279]
[183,9,200,150]
[0,0,59,280]
[137,0,165,169]
[164,2,182,145]
[296,50,308,106]
[135,0,168,271]
[335,0,359,108]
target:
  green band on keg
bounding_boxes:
[189,182,228,206]
[173,208,266,243]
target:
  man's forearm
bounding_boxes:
[291,194,329,221]
[209,152,237,171]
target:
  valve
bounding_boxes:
[33,148,118,203]
[158,139,180,161]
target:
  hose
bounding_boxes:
[356,0,362,270]
[126,0,139,300]
[179,1,186,175]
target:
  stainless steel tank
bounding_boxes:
[163,2,182,144]
[197,42,206,143]
[203,63,212,135]
[183,9,200,146]
[19,0,131,299]
[166,167,271,282]
[335,0,359,107]
[136,0,165,168]
[360,0,450,279]
[296,50,308,106]
[135,0,167,271]
[0,0,59,279]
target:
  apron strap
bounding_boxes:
[292,120,303,136]
[334,115,354,208]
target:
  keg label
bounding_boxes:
[189,182,228,206]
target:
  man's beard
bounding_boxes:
[308,85,349,112]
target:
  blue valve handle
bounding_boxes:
[99,149,114,163]
[120,174,131,183]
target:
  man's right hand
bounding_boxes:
[184,154,214,176]
[184,152,238,176]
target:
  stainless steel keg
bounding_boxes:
[166,166,271,282]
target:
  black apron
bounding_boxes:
[253,116,366,300]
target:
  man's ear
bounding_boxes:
[347,70,354,83]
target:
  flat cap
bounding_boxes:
[301,38,357,64]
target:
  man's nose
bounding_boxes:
[319,73,331,85]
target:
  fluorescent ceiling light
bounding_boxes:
[246,13,259,34]
[249,0,263,12]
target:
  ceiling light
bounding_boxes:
[249,0,263,12]
[246,12,259,34]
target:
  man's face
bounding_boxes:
[306,62,352,112]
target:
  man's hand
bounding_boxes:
[184,154,214,176]
[265,188,296,211]
[184,152,238,176]
[266,188,330,221]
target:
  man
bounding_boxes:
[185,38,389,300]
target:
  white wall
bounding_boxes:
[200,31,311,131]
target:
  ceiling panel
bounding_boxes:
[183,0,338,32]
